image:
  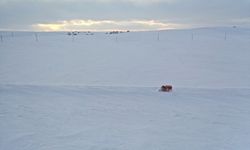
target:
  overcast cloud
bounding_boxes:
[0,0,249,31]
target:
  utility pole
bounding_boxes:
[35,33,38,42]
[157,31,160,41]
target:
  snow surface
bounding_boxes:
[1,27,250,150]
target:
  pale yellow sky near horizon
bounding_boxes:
[32,19,184,31]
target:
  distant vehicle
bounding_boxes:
[159,85,173,92]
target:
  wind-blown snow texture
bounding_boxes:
[1,28,250,150]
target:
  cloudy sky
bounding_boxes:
[0,0,250,31]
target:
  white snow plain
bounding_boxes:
[1,27,250,150]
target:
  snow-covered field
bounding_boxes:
[1,27,250,150]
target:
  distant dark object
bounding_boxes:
[233,26,237,28]
[86,32,94,35]
[107,30,130,34]
[109,31,119,34]
[159,85,173,92]
[67,31,79,36]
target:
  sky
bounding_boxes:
[0,0,250,31]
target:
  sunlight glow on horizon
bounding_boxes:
[33,19,183,31]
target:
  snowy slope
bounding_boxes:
[0,27,250,87]
[1,85,250,150]
[1,27,250,150]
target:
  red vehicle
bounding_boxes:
[160,85,173,92]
